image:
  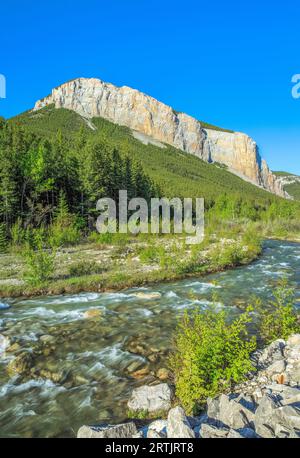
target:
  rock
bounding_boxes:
[0,334,10,353]
[39,335,56,344]
[199,423,229,438]
[265,359,286,376]
[127,383,173,413]
[6,342,21,353]
[286,334,300,347]
[131,366,151,379]
[147,429,165,438]
[258,339,286,368]
[156,368,170,381]
[254,394,278,438]
[167,406,195,438]
[83,309,102,319]
[147,419,167,436]
[34,78,286,197]
[207,394,255,430]
[77,422,138,438]
[132,292,161,300]
[7,352,33,376]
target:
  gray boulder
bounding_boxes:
[77,422,138,438]
[199,423,229,438]
[127,383,173,413]
[207,394,255,430]
[167,406,195,438]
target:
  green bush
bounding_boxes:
[253,280,300,344]
[139,245,158,263]
[23,234,56,286]
[169,304,256,414]
[69,260,103,277]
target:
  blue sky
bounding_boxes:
[1,0,299,174]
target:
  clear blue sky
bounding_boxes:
[1,0,299,174]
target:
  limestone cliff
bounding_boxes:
[34,77,287,197]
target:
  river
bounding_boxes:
[0,240,299,437]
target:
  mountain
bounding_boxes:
[33,77,286,198]
[274,172,300,200]
[11,105,290,208]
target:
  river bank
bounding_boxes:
[0,232,262,299]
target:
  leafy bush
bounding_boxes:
[23,234,56,286]
[169,304,256,414]
[69,260,103,277]
[253,280,300,344]
[49,191,81,247]
[139,245,158,263]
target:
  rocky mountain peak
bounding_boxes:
[34,77,288,198]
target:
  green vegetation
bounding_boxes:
[23,233,56,286]
[253,280,300,344]
[170,282,299,414]
[169,303,256,414]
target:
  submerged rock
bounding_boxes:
[7,352,34,376]
[0,334,10,354]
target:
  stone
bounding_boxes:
[0,334,10,353]
[7,352,33,376]
[167,406,195,438]
[258,339,286,367]
[207,394,255,430]
[83,309,102,319]
[199,423,229,438]
[147,419,167,436]
[254,394,278,438]
[77,422,138,438]
[156,368,170,381]
[265,359,286,376]
[6,342,21,353]
[33,78,286,197]
[286,334,300,347]
[127,383,173,413]
[39,335,56,344]
[131,366,151,379]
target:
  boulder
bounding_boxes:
[167,406,195,438]
[286,334,300,347]
[258,339,286,368]
[127,383,173,413]
[77,422,138,438]
[199,423,229,438]
[207,394,255,430]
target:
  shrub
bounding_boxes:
[23,234,56,286]
[169,304,256,414]
[253,280,300,344]
[69,260,103,277]
[139,245,158,263]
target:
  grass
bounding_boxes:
[0,221,265,298]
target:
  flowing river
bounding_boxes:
[0,240,299,437]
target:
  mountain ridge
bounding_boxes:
[33,77,287,198]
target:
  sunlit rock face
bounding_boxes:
[34,77,287,197]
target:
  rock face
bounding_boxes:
[34,77,286,197]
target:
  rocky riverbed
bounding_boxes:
[78,334,300,438]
